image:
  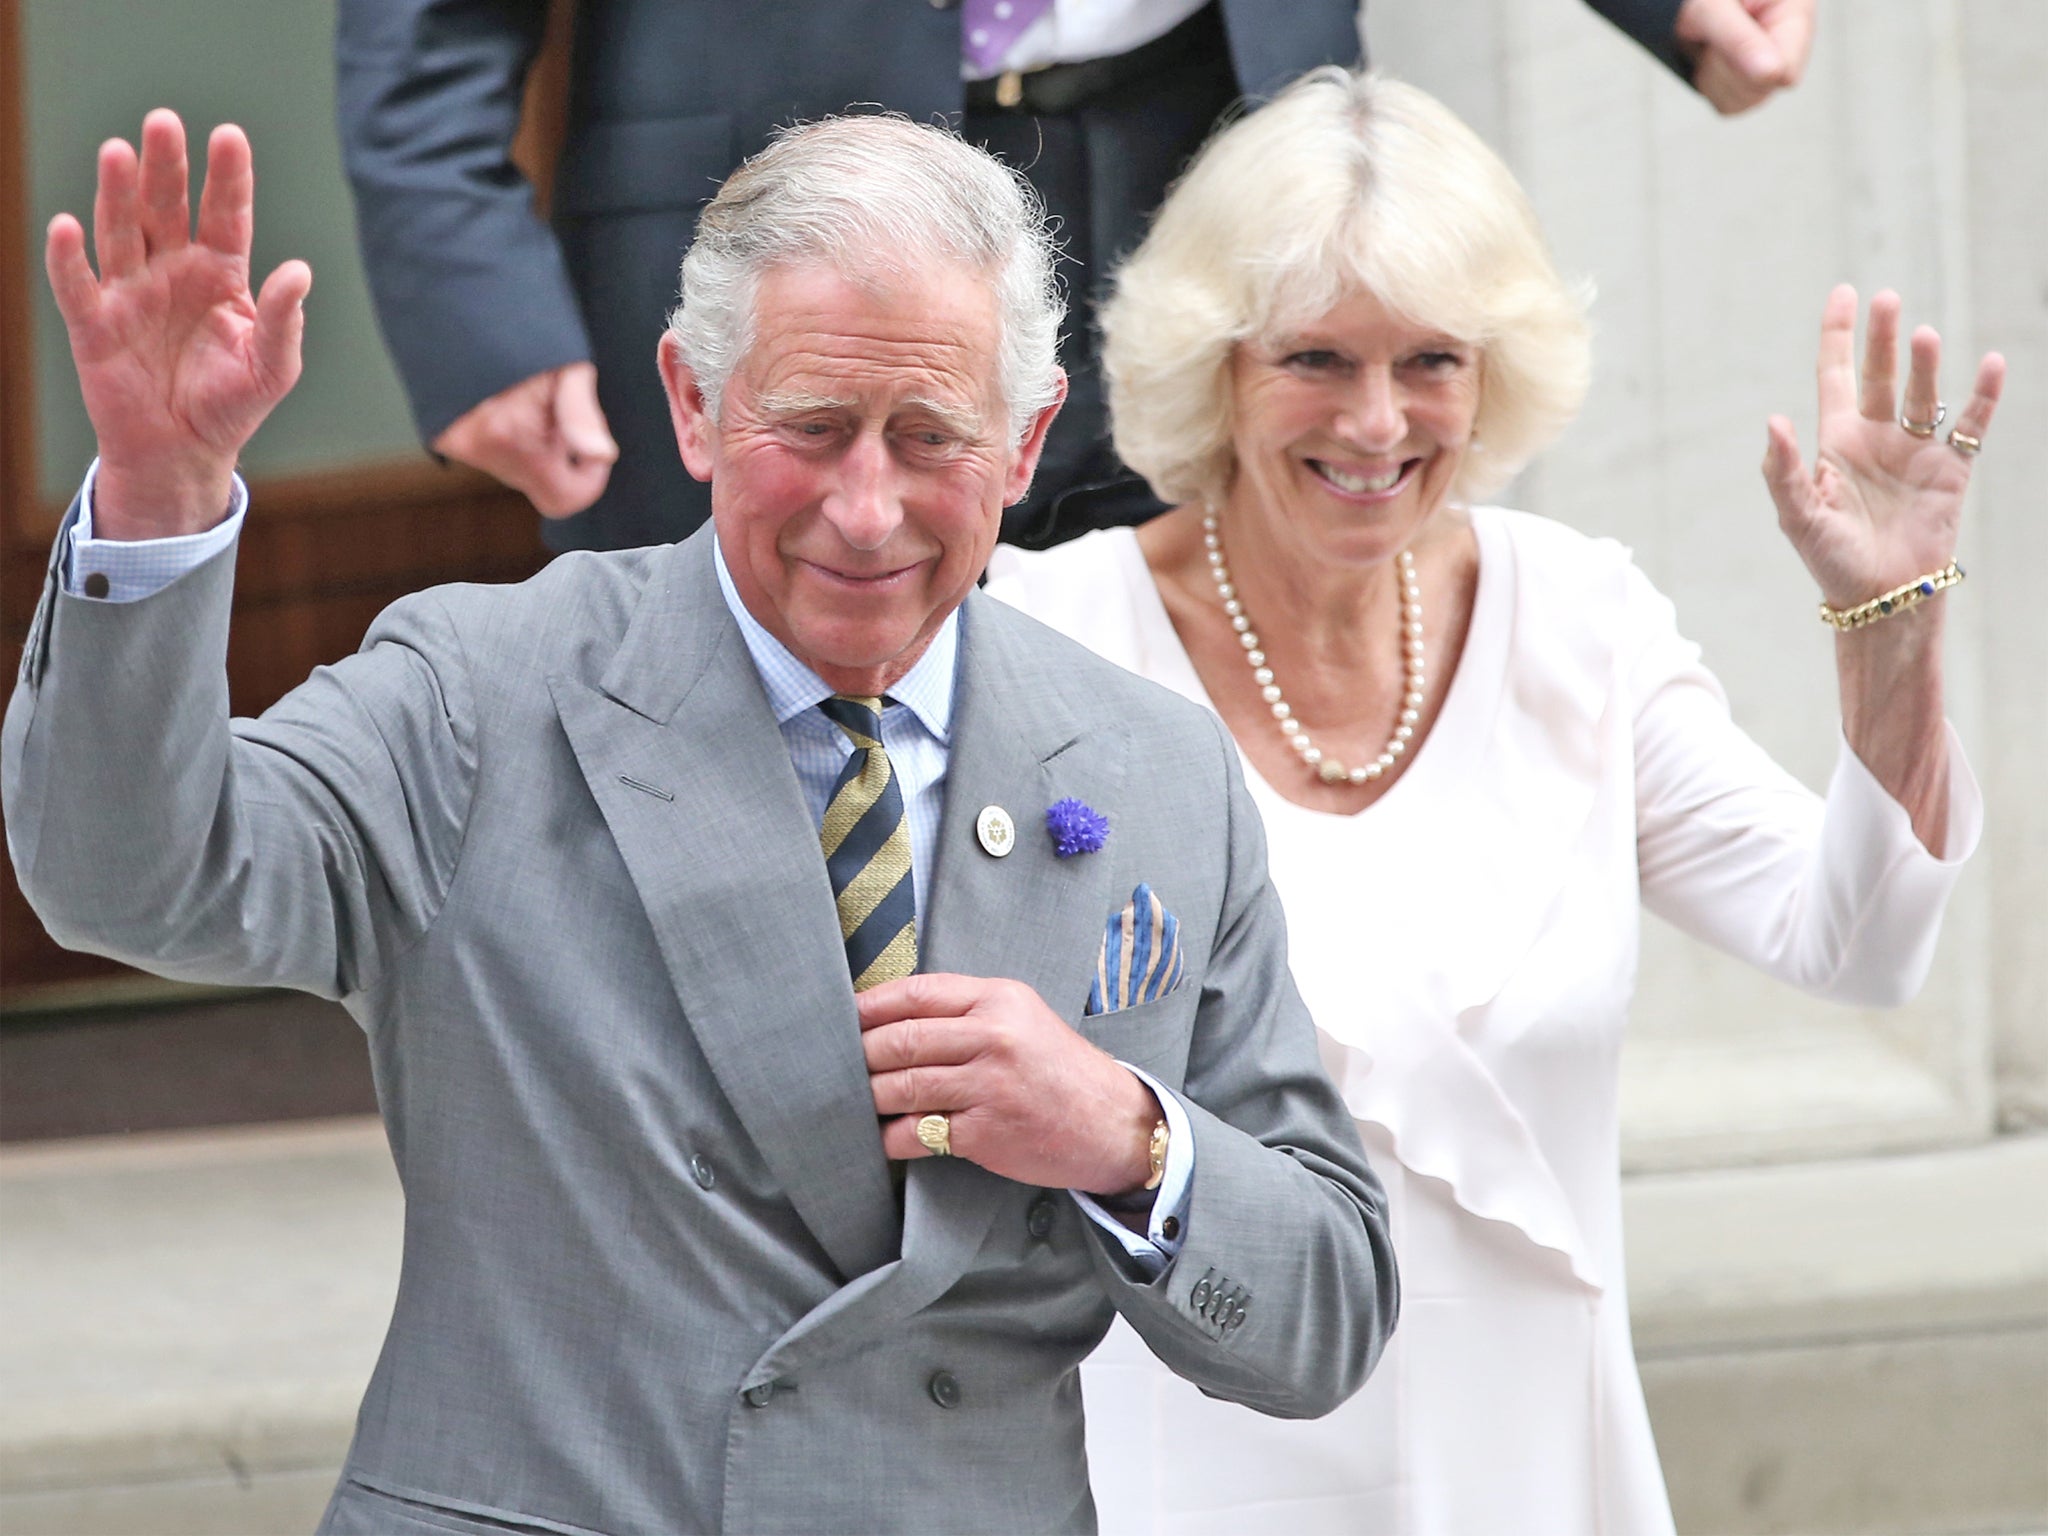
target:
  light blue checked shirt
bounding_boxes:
[58,464,1188,1273]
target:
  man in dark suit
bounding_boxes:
[339,0,1813,554]
[14,107,1397,1533]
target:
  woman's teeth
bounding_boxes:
[1314,461,1404,494]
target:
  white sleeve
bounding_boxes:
[1630,565,1981,1007]
[63,460,247,602]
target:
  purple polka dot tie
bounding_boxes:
[962,0,1055,76]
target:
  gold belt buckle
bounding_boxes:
[995,69,1025,109]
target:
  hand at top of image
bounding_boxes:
[1675,0,1816,114]
[44,109,310,540]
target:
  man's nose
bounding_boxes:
[821,429,904,549]
[1333,366,1405,451]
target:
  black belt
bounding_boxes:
[963,2,1226,116]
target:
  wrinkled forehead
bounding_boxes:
[735,259,1007,417]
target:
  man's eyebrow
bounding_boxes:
[900,396,986,438]
[754,388,850,419]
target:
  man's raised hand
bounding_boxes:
[45,110,309,539]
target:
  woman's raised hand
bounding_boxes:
[44,110,310,539]
[1763,284,2003,612]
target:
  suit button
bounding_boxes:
[1026,1194,1056,1240]
[743,1382,776,1408]
[689,1153,715,1190]
[927,1370,962,1409]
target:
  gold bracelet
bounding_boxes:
[1817,561,1964,630]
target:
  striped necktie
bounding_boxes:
[818,695,918,991]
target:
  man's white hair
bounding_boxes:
[667,115,1065,444]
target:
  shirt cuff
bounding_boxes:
[1069,1063,1194,1281]
[64,459,247,602]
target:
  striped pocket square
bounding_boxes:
[1086,882,1186,1016]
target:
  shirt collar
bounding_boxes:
[713,534,957,744]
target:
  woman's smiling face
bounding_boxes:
[1221,286,1481,568]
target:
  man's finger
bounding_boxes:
[92,137,145,280]
[194,123,255,261]
[1815,284,1859,421]
[856,972,993,1028]
[252,259,312,400]
[45,214,101,332]
[868,1062,976,1119]
[1679,0,1790,84]
[552,363,619,465]
[1857,290,1901,422]
[135,108,191,258]
[861,1014,986,1075]
[1759,0,1817,85]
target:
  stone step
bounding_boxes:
[2,1119,2042,1534]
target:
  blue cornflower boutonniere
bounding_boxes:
[1046,797,1109,858]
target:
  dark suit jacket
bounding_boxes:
[5,513,1398,1533]
[337,0,1682,553]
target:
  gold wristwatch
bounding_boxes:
[1143,1119,1169,1191]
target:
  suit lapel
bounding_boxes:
[548,532,900,1282]
[741,593,1132,1378]
[899,593,1126,1287]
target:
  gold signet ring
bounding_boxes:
[915,1113,953,1156]
[1947,428,1982,457]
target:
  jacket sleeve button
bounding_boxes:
[927,1370,963,1409]
[689,1153,716,1190]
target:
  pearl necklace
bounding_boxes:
[1201,511,1425,787]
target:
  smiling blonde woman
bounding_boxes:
[988,67,2003,1536]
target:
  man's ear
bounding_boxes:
[659,333,718,483]
[1002,370,1069,506]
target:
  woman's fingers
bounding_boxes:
[1946,352,2006,451]
[1857,289,1901,422]
[1762,413,1812,530]
[1815,283,1860,422]
[91,137,145,281]
[44,214,101,333]
[194,123,255,262]
[1898,323,1943,433]
[135,109,191,259]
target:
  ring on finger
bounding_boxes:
[1947,427,1982,458]
[1900,402,1946,437]
[915,1112,953,1157]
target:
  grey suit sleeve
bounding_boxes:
[337,0,592,443]
[1084,711,1398,1419]
[4,512,477,1001]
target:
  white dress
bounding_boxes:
[984,509,1980,1536]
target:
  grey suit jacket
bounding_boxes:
[4,514,1395,1534]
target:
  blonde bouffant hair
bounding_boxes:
[1101,68,1592,509]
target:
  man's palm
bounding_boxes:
[46,110,308,536]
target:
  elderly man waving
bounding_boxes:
[8,110,1394,1534]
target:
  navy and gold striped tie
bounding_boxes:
[818,695,917,991]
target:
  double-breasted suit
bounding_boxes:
[4,512,1396,1534]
